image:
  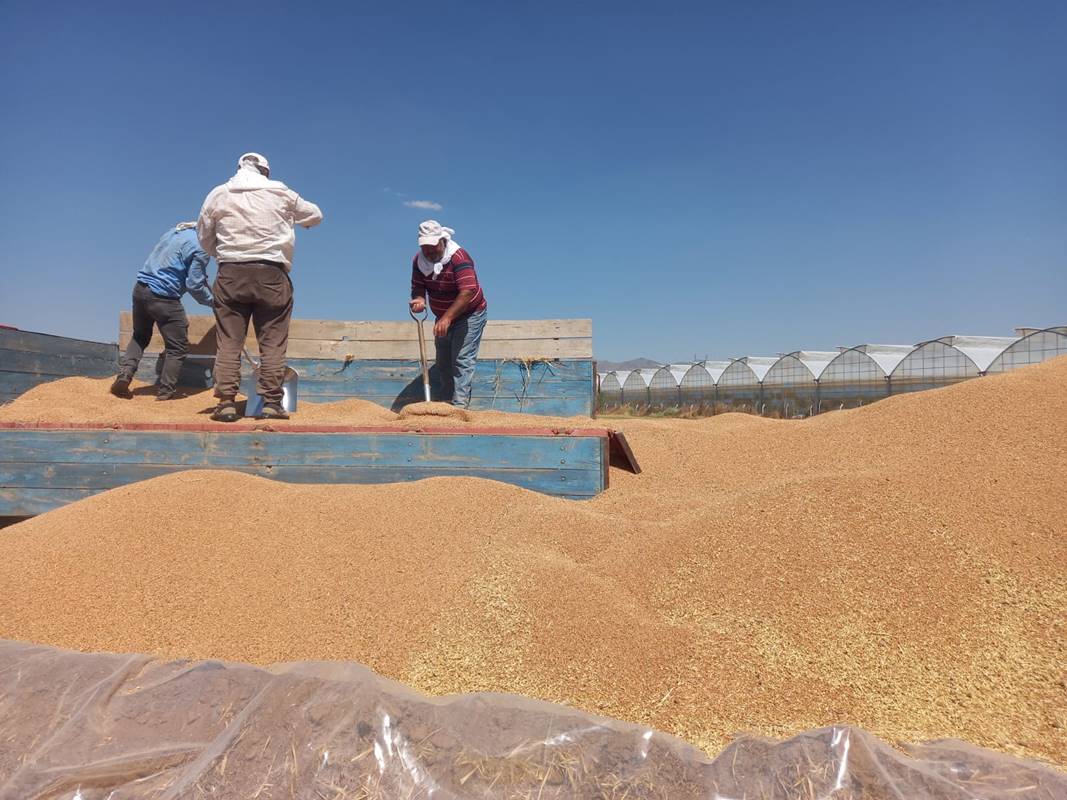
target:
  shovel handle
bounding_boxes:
[410,307,431,402]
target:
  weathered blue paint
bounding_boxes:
[0,349,118,376]
[0,427,609,514]
[0,429,602,469]
[0,462,600,496]
[0,329,117,360]
[0,327,596,417]
[135,356,596,416]
[0,373,66,404]
[0,329,118,404]
[0,487,97,515]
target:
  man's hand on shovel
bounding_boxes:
[433,315,453,338]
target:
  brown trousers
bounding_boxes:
[212,262,293,404]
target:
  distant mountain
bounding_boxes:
[595,357,662,372]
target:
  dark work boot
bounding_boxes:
[109,375,133,399]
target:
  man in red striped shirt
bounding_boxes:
[409,220,488,407]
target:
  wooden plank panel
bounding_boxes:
[294,383,589,399]
[0,487,98,515]
[177,390,591,417]
[119,327,254,355]
[277,318,593,340]
[0,372,72,399]
[120,334,592,360]
[0,430,602,470]
[116,320,593,342]
[0,427,606,508]
[279,369,594,392]
[282,338,593,359]
[0,350,117,378]
[288,356,597,416]
[0,462,601,497]
[279,338,593,359]
[294,395,592,416]
[288,358,594,381]
[131,357,595,387]
[121,313,591,342]
[131,356,595,415]
[0,422,611,435]
[133,357,595,383]
[0,329,117,360]
[120,314,593,359]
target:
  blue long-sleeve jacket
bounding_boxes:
[137,226,214,306]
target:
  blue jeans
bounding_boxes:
[435,308,487,407]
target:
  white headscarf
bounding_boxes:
[227,161,288,192]
[416,220,460,278]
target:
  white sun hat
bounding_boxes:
[417,219,454,247]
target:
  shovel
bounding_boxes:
[241,349,300,417]
[410,306,432,403]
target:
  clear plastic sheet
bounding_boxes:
[0,640,1062,799]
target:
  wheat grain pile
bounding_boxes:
[0,378,588,428]
[0,357,1064,765]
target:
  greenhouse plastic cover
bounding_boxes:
[734,356,778,381]
[667,364,690,383]
[777,351,839,380]
[1,640,1064,800]
[701,360,731,382]
[852,343,916,375]
[935,336,1021,372]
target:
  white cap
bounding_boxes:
[238,152,270,174]
[417,219,454,247]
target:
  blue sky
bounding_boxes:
[1,1,1064,362]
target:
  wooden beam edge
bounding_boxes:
[0,421,615,438]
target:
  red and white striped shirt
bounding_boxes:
[410,247,488,319]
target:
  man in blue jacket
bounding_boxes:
[111,222,215,400]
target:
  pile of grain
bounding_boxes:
[0,357,1065,766]
[398,400,472,421]
[0,377,586,428]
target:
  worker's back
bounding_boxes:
[197,162,321,270]
[137,224,210,302]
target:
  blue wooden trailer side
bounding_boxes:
[134,356,597,416]
[0,424,612,514]
[0,329,117,404]
[1,322,597,416]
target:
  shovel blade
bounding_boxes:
[242,367,299,417]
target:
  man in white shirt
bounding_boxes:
[197,153,322,421]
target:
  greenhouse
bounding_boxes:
[890,339,986,394]
[595,324,1065,416]
[717,357,777,412]
[679,361,729,405]
[610,370,632,403]
[985,327,1067,374]
[943,336,1021,372]
[621,368,658,406]
[648,364,690,407]
[598,371,622,405]
[817,344,912,410]
[761,351,836,418]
